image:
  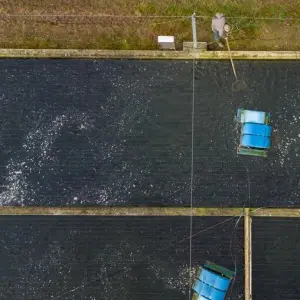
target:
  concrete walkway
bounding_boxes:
[0,48,300,59]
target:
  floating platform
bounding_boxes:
[192,261,235,300]
[236,109,272,158]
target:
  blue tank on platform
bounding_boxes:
[236,108,272,158]
[192,261,235,300]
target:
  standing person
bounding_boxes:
[212,13,226,47]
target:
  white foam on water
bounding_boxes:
[0,110,94,205]
[0,159,29,205]
[278,112,300,167]
[148,263,197,295]
[1,62,191,206]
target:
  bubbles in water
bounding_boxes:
[0,109,94,205]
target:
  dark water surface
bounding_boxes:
[0,216,243,300]
[0,59,300,206]
[252,217,300,299]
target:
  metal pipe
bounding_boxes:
[225,37,238,80]
[244,208,252,300]
[192,13,197,49]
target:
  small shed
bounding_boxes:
[157,36,175,50]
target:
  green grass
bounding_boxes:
[1,0,300,50]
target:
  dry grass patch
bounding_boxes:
[1,0,300,50]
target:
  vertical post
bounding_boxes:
[244,208,252,300]
[191,13,197,49]
[249,212,252,299]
